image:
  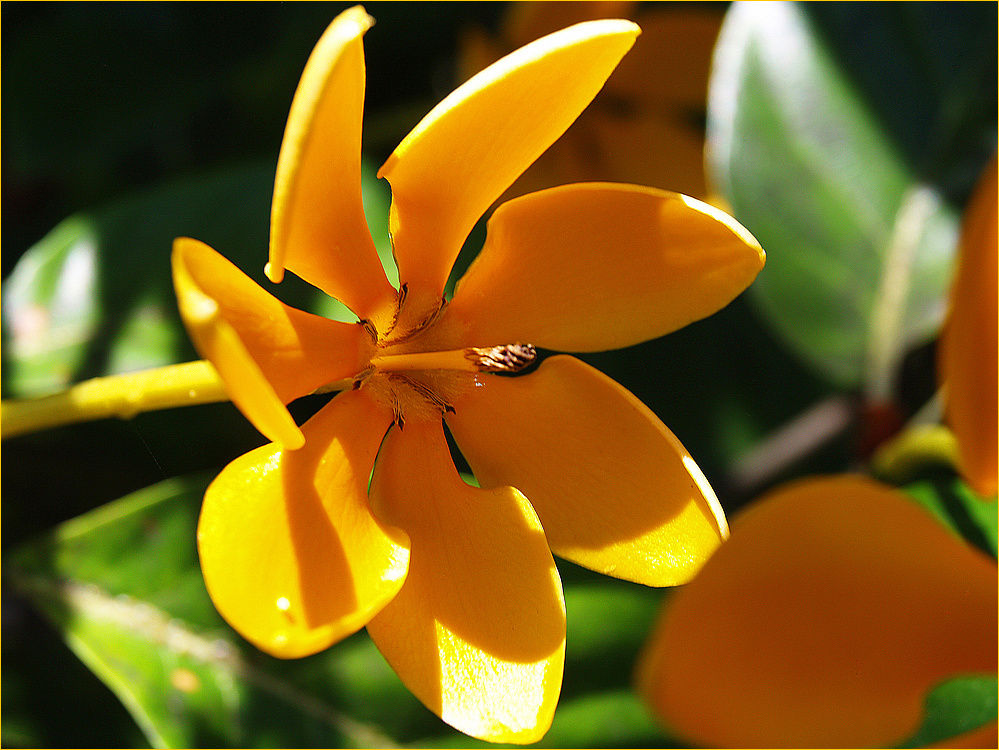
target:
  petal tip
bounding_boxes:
[679,193,765,260]
[263,261,284,285]
[280,427,306,451]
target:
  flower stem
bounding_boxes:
[864,184,942,405]
[1,360,229,439]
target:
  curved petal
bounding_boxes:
[366,418,565,744]
[636,475,999,749]
[173,237,373,448]
[198,388,406,659]
[441,183,764,352]
[268,6,397,326]
[939,154,997,498]
[378,19,640,309]
[446,355,728,586]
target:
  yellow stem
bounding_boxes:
[2,360,229,439]
[865,185,941,404]
[369,348,480,373]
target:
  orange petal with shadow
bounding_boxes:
[636,475,998,748]
[378,19,639,308]
[442,183,763,352]
[939,154,997,498]
[446,355,728,586]
[268,5,397,326]
[173,237,373,448]
[366,418,565,744]
[197,388,407,659]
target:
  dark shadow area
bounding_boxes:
[804,2,997,206]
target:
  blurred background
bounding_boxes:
[2,2,995,746]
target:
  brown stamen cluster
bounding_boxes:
[465,344,537,373]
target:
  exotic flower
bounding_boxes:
[172,6,763,743]
[938,154,997,498]
[637,475,998,748]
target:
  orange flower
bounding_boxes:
[172,6,764,742]
[637,475,998,748]
[938,155,998,498]
[459,1,725,202]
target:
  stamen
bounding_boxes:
[369,344,536,374]
[466,344,537,373]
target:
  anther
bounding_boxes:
[465,344,537,373]
[369,343,537,374]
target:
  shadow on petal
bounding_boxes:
[367,419,565,743]
[198,389,406,659]
[279,444,357,630]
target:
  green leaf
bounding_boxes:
[904,475,999,558]
[708,2,960,387]
[542,691,674,749]
[8,474,684,748]
[2,159,393,398]
[8,475,401,748]
[897,675,998,748]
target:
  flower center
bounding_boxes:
[347,287,537,426]
[356,343,536,428]
[369,344,536,375]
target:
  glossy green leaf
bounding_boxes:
[708,1,960,386]
[2,159,392,398]
[7,476,400,748]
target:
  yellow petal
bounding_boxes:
[366,418,565,744]
[172,237,373,448]
[198,389,406,659]
[378,19,640,308]
[636,475,998,749]
[939,154,997,498]
[268,6,397,326]
[440,183,764,352]
[446,355,728,585]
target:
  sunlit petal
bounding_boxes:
[268,5,397,326]
[378,19,640,309]
[172,238,373,448]
[939,154,997,498]
[636,475,998,748]
[198,389,406,659]
[440,183,764,352]
[447,355,728,585]
[366,419,565,744]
